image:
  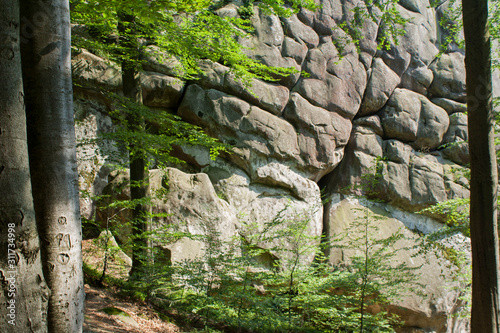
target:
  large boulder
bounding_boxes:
[149,168,240,263]
[400,58,434,95]
[204,160,323,265]
[179,84,347,181]
[141,72,185,109]
[294,54,367,120]
[359,57,401,116]
[379,88,450,151]
[72,50,121,90]
[325,195,470,333]
[443,112,468,144]
[431,98,467,115]
[198,61,290,116]
[282,14,320,48]
[396,3,439,65]
[428,52,467,102]
[284,93,351,180]
[178,84,302,172]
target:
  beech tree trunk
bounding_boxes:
[20,0,85,331]
[0,1,49,331]
[125,67,149,275]
[118,12,150,276]
[463,0,500,332]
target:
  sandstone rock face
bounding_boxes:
[74,1,480,331]
[325,196,470,333]
[379,88,450,151]
[203,160,323,264]
[360,58,401,116]
[198,61,290,116]
[141,72,185,109]
[283,92,351,179]
[328,120,469,212]
[428,52,467,102]
[150,168,240,263]
[74,97,117,221]
[96,167,322,265]
[72,50,122,90]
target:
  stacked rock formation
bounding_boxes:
[72,1,496,331]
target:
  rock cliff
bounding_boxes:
[72,1,499,331]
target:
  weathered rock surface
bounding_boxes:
[96,166,322,265]
[325,195,470,333]
[73,1,481,331]
[379,88,450,151]
[203,160,323,264]
[327,121,469,212]
[198,61,290,116]
[428,52,467,102]
[72,50,122,90]
[141,72,185,109]
[149,168,240,263]
[359,58,401,116]
[400,58,434,94]
[283,92,350,180]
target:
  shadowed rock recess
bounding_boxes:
[73,1,500,332]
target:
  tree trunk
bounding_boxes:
[118,12,150,276]
[20,0,85,331]
[463,0,500,332]
[0,1,50,331]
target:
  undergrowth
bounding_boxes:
[84,198,424,333]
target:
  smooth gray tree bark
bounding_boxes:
[0,0,49,331]
[20,0,84,331]
[463,0,500,332]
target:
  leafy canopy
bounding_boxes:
[71,0,318,82]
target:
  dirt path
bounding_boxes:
[83,284,183,333]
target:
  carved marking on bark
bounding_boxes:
[18,209,24,226]
[38,274,49,301]
[57,253,70,265]
[57,216,67,225]
[55,233,71,250]
[8,19,19,29]
[32,11,49,29]
[0,48,15,60]
[69,264,77,278]
[20,1,51,44]
[0,165,4,175]
[47,262,55,272]
[39,40,61,56]
[23,248,39,265]
[20,18,34,43]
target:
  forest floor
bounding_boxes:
[83,283,184,333]
[82,237,188,333]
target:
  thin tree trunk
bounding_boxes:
[20,0,84,331]
[359,217,370,333]
[118,12,149,276]
[463,0,500,332]
[0,1,49,331]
